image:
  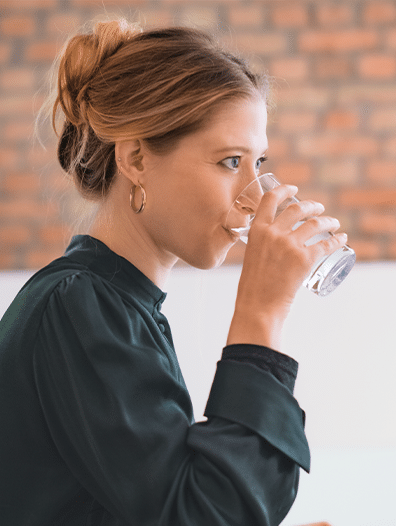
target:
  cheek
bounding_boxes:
[147,163,235,236]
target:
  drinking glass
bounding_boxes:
[226,173,356,297]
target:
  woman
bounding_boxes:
[0,20,345,525]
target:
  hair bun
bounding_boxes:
[92,19,140,62]
[57,19,141,127]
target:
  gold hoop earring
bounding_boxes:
[130,183,146,214]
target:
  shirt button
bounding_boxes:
[158,323,166,333]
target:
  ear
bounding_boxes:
[115,139,145,184]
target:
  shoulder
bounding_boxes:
[17,256,107,307]
[3,256,131,340]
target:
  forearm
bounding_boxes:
[227,307,286,350]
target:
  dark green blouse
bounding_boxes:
[0,235,310,526]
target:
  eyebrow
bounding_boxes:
[213,146,268,155]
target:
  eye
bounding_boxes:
[222,156,240,170]
[255,156,268,172]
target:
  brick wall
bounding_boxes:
[0,0,395,269]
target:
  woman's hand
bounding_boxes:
[227,184,347,349]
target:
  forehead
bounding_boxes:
[196,97,268,152]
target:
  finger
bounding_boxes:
[310,231,348,261]
[275,199,325,229]
[293,215,341,244]
[254,184,298,224]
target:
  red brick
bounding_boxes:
[46,14,82,35]
[319,160,359,185]
[314,57,352,78]
[0,225,31,245]
[0,251,18,269]
[297,135,379,157]
[358,54,396,79]
[1,0,56,7]
[293,188,333,210]
[0,95,38,116]
[350,238,382,261]
[338,84,396,104]
[25,41,60,62]
[1,171,42,194]
[4,121,34,142]
[71,0,147,5]
[39,224,72,245]
[0,0,395,269]
[0,43,11,64]
[47,170,73,193]
[270,58,308,81]
[273,162,312,185]
[26,247,65,270]
[0,16,36,37]
[325,110,360,130]
[228,5,265,27]
[370,108,396,130]
[360,212,396,234]
[315,4,354,26]
[276,86,331,109]
[388,241,396,259]
[225,32,288,56]
[384,137,396,157]
[265,137,288,158]
[271,3,309,27]
[276,111,317,132]
[0,198,58,221]
[0,148,19,170]
[0,68,36,91]
[387,29,396,49]
[299,30,378,53]
[366,160,396,183]
[139,9,178,28]
[332,211,353,233]
[339,188,396,208]
[363,2,396,23]
[27,146,58,167]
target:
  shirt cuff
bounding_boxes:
[221,344,298,394]
[205,360,310,473]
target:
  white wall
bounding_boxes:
[164,262,396,526]
[1,263,395,526]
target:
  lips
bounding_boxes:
[222,226,240,242]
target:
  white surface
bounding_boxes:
[164,262,396,526]
[1,262,395,525]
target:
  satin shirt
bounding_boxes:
[0,235,310,525]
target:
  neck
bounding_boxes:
[88,197,178,290]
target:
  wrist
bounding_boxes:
[226,308,286,350]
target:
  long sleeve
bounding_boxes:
[30,271,309,525]
[221,343,299,394]
[0,236,310,526]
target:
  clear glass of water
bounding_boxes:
[226,173,356,297]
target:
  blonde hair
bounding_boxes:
[42,19,270,200]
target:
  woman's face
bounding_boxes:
[139,96,269,269]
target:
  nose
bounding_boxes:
[235,177,263,216]
[226,165,265,231]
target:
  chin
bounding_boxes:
[181,245,231,270]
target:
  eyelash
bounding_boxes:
[222,156,268,171]
[257,156,268,169]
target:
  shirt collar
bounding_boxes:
[64,235,167,313]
